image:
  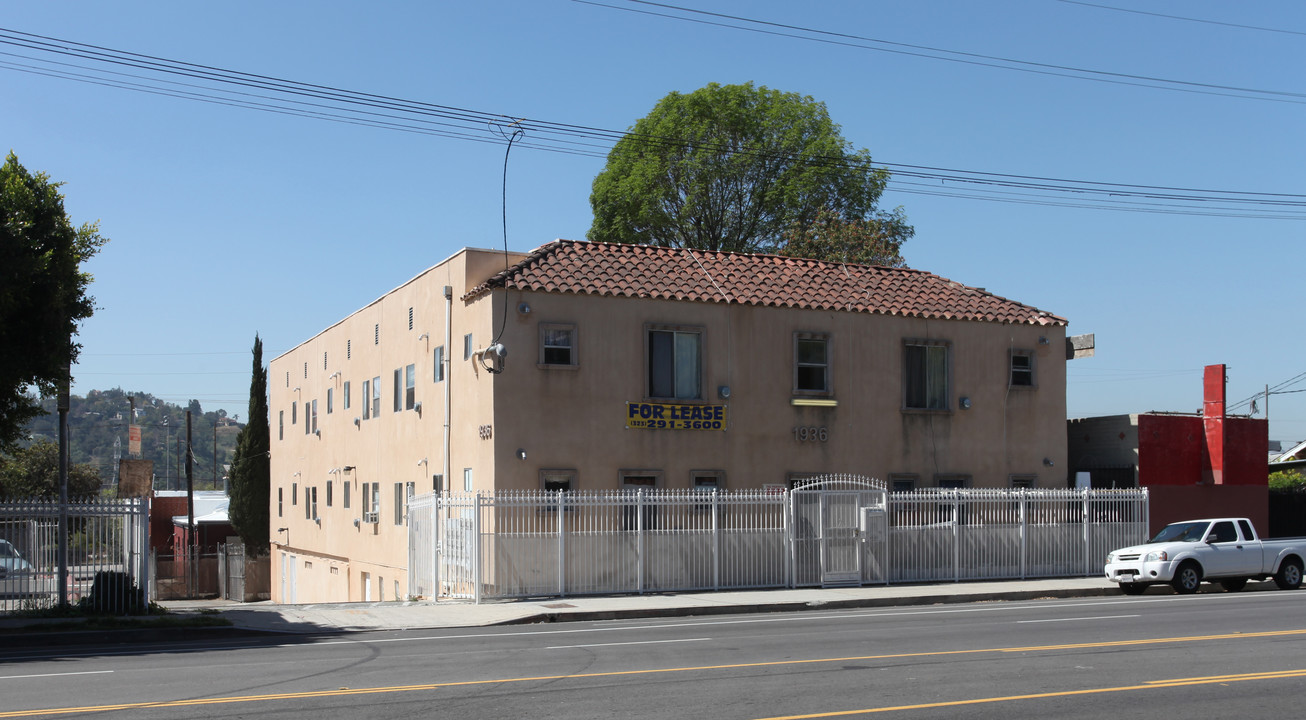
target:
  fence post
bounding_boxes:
[785,490,795,588]
[1082,489,1092,577]
[711,490,720,592]
[1019,490,1027,581]
[557,490,566,597]
[473,493,482,605]
[636,489,645,595]
[952,492,960,583]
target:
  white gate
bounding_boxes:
[791,476,887,587]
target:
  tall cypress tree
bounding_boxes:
[228,334,270,555]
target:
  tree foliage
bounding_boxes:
[1270,469,1306,492]
[0,152,107,451]
[227,335,270,555]
[0,439,102,500]
[588,82,912,260]
[778,206,912,267]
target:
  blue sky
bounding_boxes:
[4,1,1303,445]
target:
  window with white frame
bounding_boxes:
[539,323,577,367]
[393,369,402,412]
[464,333,473,360]
[326,480,333,507]
[541,469,575,493]
[362,481,380,523]
[343,380,351,410]
[463,468,473,492]
[1010,474,1037,489]
[326,387,333,415]
[278,411,284,440]
[1009,350,1035,388]
[433,345,445,382]
[277,487,283,517]
[370,376,381,417]
[361,379,371,420]
[904,340,950,411]
[405,364,416,409]
[310,399,318,434]
[646,325,701,400]
[343,480,351,509]
[794,332,831,395]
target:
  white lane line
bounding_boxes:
[0,670,114,680]
[1017,615,1140,624]
[546,637,711,650]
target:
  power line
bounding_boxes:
[1057,0,1306,38]
[581,0,1306,104]
[2,27,1304,220]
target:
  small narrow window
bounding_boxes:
[463,468,473,492]
[343,380,351,410]
[278,411,284,440]
[326,480,333,507]
[344,480,351,509]
[291,401,297,425]
[539,324,577,367]
[371,376,381,418]
[393,369,402,412]
[1010,475,1036,489]
[936,474,970,489]
[464,333,474,360]
[361,380,371,420]
[405,364,416,409]
[394,482,405,525]
[434,346,445,382]
[311,399,318,434]
[326,387,334,415]
[1010,350,1035,388]
[292,483,298,505]
[277,488,283,517]
[794,333,831,395]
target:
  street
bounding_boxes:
[2,589,1305,718]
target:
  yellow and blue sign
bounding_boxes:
[626,402,727,430]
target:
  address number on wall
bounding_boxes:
[478,424,493,439]
[793,426,828,443]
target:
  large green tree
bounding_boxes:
[0,439,101,499]
[588,82,912,259]
[778,206,913,267]
[0,152,107,451]
[227,335,270,555]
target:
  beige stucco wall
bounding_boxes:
[269,247,1068,603]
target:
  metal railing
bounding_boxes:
[1,497,150,613]
[408,487,1148,603]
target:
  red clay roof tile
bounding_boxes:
[467,240,1066,327]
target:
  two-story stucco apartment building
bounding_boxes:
[268,240,1068,603]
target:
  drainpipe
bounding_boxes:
[443,285,452,490]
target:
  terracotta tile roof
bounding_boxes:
[467,240,1066,327]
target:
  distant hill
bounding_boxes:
[20,387,244,492]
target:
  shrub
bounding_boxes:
[78,571,145,615]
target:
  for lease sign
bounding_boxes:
[626,402,727,430]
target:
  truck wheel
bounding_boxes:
[1219,578,1247,592]
[1274,558,1303,590]
[1120,583,1147,596]
[1171,562,1202,594]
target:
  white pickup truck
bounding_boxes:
[1104,518,1306,595]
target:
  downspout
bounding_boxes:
[443,285,453,490]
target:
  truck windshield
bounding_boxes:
[1150,521,1210,543]
[0,541,20,559]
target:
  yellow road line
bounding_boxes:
[3,628,1305,718]
[754,668,1306,718]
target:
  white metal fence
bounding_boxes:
[408,485,1149,602]
[0,497,150,613]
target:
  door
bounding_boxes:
[1200,521,1261,577]
[819,492,861,586]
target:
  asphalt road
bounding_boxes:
[2,589,1305,719]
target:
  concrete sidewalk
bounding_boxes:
[159,577,1124,635]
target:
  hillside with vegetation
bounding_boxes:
[18,387,242,494]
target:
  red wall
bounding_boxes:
[1148,484,1269,537]
[1138,415,1203,485]
[150,496,189,551]
[1224,417,1270,485]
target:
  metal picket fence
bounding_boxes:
[408,485,1148,603]
[0,497,150,613]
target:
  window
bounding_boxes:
[394,482,405,525]
[277,488,283,517]
[1010,475,1036,489]
[278,411,284,441]
[463,468,473,492]
[343,381,351,410]
[432,474,444,493]
[434,346,445,382]
[464,333,474,360]
[310,399,318,434]
[541,469,575,493]
[292,483,298,505]
[371,376,381,417]
[405,364,416,409]
[343,480,351,509]
[1210,521,1238,543]
[393,369,402,412]
[935,474,969,489]
[540,323,577,367]
[291,401,297,425]
[794,333,831,395]
[647,326,701,400]
[326,480,333,507]
[362,481,380,523]
[305,401,311,435]
[904,340,949,411]
[691,471,724,492]
[306,486,316,520]
[326,387,334,415]
[889,474,918,492]
[1010,350,1035,388]
[361,379,371,420]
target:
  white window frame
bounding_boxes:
[793,332,832,396]
[645,324,703,401]
[903,339,950,411]
[539,323,578,368]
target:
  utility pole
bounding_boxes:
[57,365,69,607]
[186,410,195,597]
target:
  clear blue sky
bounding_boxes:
[4,1,1303,445]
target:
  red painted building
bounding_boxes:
[1068,365,1269,534]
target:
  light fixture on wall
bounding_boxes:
[292,471,301,477]
[517,302,531,314]
[718,385,731,399]
[1038,336,1050,345]
[959,396,972,409]
[417,333,429,341]
[343,466,355,473]
[327,371,341,380]
[517,448,527,460]
[1043,458,1055,467]
[417,458,428,467]
[414,401,423,416]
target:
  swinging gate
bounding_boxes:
[791,476,887,586]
